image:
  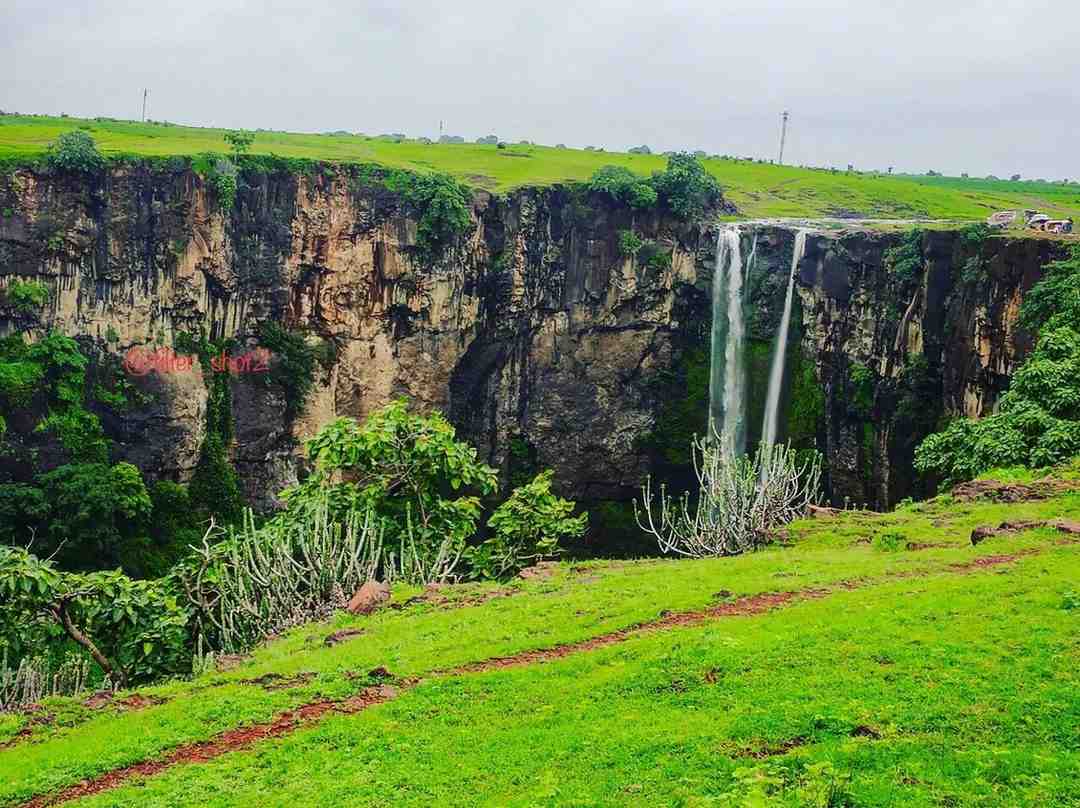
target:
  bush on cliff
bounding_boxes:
[915,246,1080,484]
[589,166,658,210]
[650,152,723,220]
[384,171,472,261]
[44,130,105,175]
[587,153,722,221]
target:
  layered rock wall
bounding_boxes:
[0,163,1066,529]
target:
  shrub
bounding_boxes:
[385,171,472,261]
[172,503,380,653]
[872,531,905,552]
[4,279,49,313]
[283,399,498,584]
[44,130,105,174]
[884,228,924,283]
[638,440,822,557]
[618,229,644,257]
[256,321,318,420]
[464,470,587,580]
[650,152,723,220]
[0,546,190,687]
[588,165,658,210]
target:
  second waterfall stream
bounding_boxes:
[760,229,808,452]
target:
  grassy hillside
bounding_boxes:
[3,466,1079,807]
[3,114,1080,222]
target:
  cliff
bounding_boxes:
[0,162,1067,549]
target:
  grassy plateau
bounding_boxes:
[1,466,1079,807]
[2,114,1080,222]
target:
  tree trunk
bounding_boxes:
[50,601,128,689]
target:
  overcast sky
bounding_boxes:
[3,0,1077,179]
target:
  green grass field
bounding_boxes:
[3,113,1080,222]
[2,468,1079,807]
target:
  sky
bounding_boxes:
[2,0,1077,180]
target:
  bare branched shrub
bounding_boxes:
[0,651,95,712]
[383,508,464,586]
[175,502,382,654]
[636,437,821,557]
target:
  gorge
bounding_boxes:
[0,161,1068,553]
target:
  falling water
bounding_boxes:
[760,229,808,453]
[708,227,756,459]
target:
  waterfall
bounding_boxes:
[760,229,808,453]
[708,227,756,459]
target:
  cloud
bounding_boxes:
[2,0,1077,179]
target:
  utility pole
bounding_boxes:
[141,88,149,122]
[777,110,789,165]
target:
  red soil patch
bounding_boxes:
[18,685,399,808]
[446,590,823,675]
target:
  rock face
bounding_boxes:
[732,225,1067,508]
[0,163,1067,542]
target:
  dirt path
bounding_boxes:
[13,548,1050,808]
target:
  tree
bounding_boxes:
[588,165,658,210]
[37,462,152,569]
[223,130,254,158]
[0,546,190,687]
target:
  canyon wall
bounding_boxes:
[0,163,1067,549]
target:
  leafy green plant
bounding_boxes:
[1018,245,1080,334]
[192,154,238,212]
[256,321,318,420]
[44,130,104,175]
[384,170,472,261]
[36,462,152,569]
[0,546,190,687]
[617,229,644,257]
[283,399,498,583]
[848,362,875,417]
[3,279,49,313]
[175,331,244,524]
[872,531,905,552]
[1062,589,1080,611]
[224,130,254,158]
[650,152,723,220]
[588,165,657,210]
[884,228,924,283]
[465,470,587,580]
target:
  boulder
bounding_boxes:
[346,580,390,615]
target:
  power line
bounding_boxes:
[777,110,789,165]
